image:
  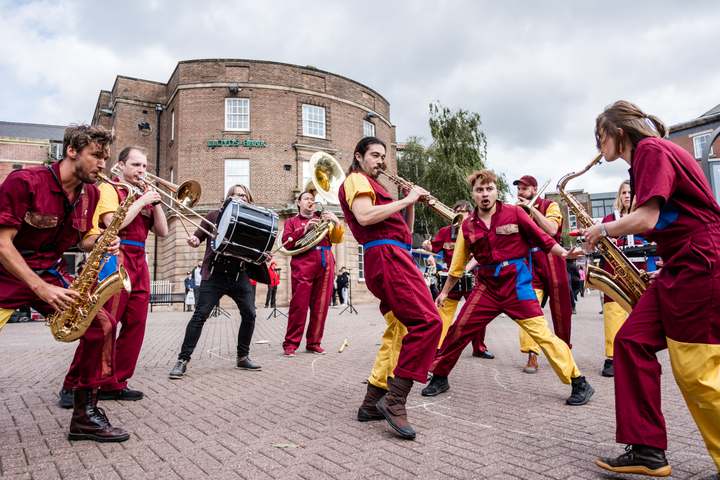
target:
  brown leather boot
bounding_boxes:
[68,388,130,443]
[376,376,416,440]
[358,382,386,422]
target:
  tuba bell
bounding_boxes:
[278,152,345,256]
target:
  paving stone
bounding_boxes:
[1,296,716,478]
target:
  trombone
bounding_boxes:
[110,164,217,238]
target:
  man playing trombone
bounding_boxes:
[60,146,168,407]
[281,190,344,356]
[513,175,573,375]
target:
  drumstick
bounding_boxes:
[339,337,348,353]
[271,237,293,255]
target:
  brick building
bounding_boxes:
[91,59,398,307]
[0,121,65,182]
[667,102,720,202]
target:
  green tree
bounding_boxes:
[401,102,509,237]
[396,136,435,235]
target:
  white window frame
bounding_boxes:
[225,159,250,194]
[302,161,311,191]
[302,104,326,138]
[171,110,175,141]
[363,120,375,138]
[50,143,63,160]
[358,245,365,281]
[693,133,714,159]
[568,211,577,230]
[225,98,250,131]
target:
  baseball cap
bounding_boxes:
[512,175,538,188]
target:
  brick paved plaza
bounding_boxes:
[0,291,716,479]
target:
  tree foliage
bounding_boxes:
[397,101,509,238]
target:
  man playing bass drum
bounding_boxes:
[281,191,344,356]
[422,200,494,358]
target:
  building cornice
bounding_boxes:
[0,136,51,147]
[159,82,392,128]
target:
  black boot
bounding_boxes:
[358,383,386,422]
[566,376,594,406]
[68,388,130,442]
[376,376,416,440]
[602,359,614,377]
[596,444,671,476]
[421,374,450,397]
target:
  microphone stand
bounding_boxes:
[267,268,288,319]
[339,268,358,315]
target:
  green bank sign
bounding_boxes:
[207,139,267,147]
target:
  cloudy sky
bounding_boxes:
[2,0,720,195]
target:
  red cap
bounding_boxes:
[271,262,277,265]
[512,175,538,188]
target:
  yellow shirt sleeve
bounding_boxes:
[86,183,120,237]
[328,221,345,243]
[545,201,562,227]
[448,226,471,277]
[344,173,376,210]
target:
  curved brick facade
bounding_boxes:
[91,59,398,307]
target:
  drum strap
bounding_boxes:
[311,246,331,267]
[528,246,541,273]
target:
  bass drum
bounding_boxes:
[211,197,279,264]
[438,272,476,293]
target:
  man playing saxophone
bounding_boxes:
[281,190,344,356]
[0,125,129,442]
[59,146,168,407]
[514,175,573,374]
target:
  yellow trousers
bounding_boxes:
[513,314,580,384]
[668,338,720,470]
[437,298,461,348]
[518,288,547,355]
[603,301,627,357]
[0,308,13,334]
[368,311,408,390]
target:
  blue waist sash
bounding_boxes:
[364,239,412,253]
[311,246,331,267]
[480,256,536,301]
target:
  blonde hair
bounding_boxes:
[614,180,631,214]
[467,169,497,187]
[226,184,254,203]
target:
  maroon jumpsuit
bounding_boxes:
[282,213,335,351]
[530,197,572,346]
[431,202,557,377]
[339,172,442,382]
[64,182,153,392]
[0,162,118,389]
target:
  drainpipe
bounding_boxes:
[153,103,163,287]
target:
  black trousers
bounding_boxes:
[178,271,256,361]
[265,285,277,308]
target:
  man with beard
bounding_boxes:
[422,170,594,407]
[60,146,168,407]
[514,175,573,374]
[0,125,129,442]
[338,136,442,440]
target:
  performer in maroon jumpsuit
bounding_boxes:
[0,125,129,442]
[514,175,573,374]
[281,191,344,356]
[61,146,168,405]
[422,169,594,408]
[587,101,720,477]
[339,136,443,440]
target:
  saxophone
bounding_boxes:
[557,154,649,313]
[46,173,134,342]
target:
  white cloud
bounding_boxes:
[1,0,719,194]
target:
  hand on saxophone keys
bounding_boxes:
[405,185,430,204]
[581,224,604,251]
[35,282,81,313]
